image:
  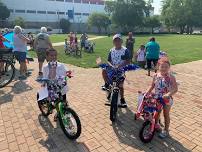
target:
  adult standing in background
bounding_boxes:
[34,27,53,77]
[125,32,135,62]
[145,37,160,76]
[13,26,30,80]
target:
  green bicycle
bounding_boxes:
[36,75,81,140]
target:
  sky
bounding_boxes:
[152,0,161,15]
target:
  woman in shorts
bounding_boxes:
[13,26,30,80]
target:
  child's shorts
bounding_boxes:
[14,51,26,62]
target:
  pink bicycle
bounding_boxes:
[135,92,169,143]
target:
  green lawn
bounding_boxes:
[29,34,202,68]
[50,34,97,43]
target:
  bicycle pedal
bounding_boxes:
[105,103,111,106]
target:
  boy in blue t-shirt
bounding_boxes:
[102,34,130,107]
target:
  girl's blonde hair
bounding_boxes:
[158,57,171,66]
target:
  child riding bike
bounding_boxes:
[102,34,130,107]
[42,48,70,121]
[145,57,178,138]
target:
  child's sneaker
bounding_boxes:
[155,123,162,132]
[158,130,169,139]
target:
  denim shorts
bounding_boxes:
[14,51,26,62]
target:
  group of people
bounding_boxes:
[1,28,178,139]
[0,26,53,79]
[124,32,165,76]
[101,33,178,139]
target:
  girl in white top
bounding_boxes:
[135,45,146,68]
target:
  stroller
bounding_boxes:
[84,40,95,53]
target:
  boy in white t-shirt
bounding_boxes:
[135,45,146,68]
[102,34,130,107]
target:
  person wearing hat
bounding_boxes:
[102,34,130,107]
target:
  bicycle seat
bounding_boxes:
[0,48,13,54]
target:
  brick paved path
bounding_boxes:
[0,60,202,152]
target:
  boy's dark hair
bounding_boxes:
[149,37,155,42]
[46,48,57,56]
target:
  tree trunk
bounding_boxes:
[180,26,185,34]
[186,26,190,34]
[151,27,154,34]
[98,26,101,35]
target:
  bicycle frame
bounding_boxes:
[136,94,168,132]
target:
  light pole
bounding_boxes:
[56,9,60,33]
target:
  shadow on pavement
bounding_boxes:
[0,78,33,105]
[112,107,191,152]
[38,114,89,152]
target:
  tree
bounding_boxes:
[0,1,10,20]
[88,13,110,34]
[144,15,161,33]
[161,0,202,34]
[14,17,25,28]
[59,18,71,33]
[0,1,10,27]
[110,0,146,32]
[105,1,116,16]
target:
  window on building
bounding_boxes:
[90,1,96,4]
[47,11,56,14]
[15,10,26,13]
[37,11,46,14]
[74,12,81,15]
[57,12,65,15]
[9,9,14,13]
[56,0,64,1]
[27,10,36,14]
[82,0,89,3]
[65,0,73,2]
[82,13,89,16]
[74,0,81,3]
[98,1,104,5]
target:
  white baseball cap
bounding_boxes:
[113,34,122,41]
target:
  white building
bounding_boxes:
[2,0,105,25]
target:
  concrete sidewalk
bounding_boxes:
[0,60,202,152]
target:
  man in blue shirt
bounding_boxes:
[102,34,130,107]
[145,37,160,76]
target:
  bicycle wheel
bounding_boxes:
[0,60,15,88]
[58,104,81,140]
[110,91,118,122]
[37,93,51,116]
[139,121,155,143]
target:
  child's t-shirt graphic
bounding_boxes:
[108,46,130,66]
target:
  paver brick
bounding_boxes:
[1,60,202,152]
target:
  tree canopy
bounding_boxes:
[60,18,71,33]
[106,0,146,32]
[161,0,202,34]
[0,1,10,20]
[87,12,110,34]
[14,17,25,28]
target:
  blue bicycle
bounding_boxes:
[99,63,139,122]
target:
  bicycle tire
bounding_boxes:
[0,59,15,88]
[139,121,155,143]
[58,105,81,140]
[110,91,118,122]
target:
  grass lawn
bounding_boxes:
[29,34,202,68]
[50,34,97,43]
